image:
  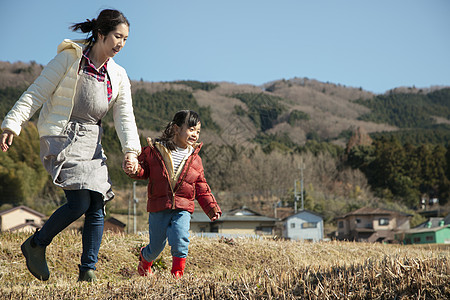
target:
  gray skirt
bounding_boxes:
[40,121,114,201]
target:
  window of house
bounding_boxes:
[25,219,35,223]
[290,223,296,228]
[338,221,343,228]
[413,237,421,243]
[426,235,434,241]
[256,227,273,234]
[379,218,389,226]
[302,222,318,229]
[356,218,361,224]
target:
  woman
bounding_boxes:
[1,9,141,282]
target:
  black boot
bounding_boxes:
[78,265,96,282]
[21,231,50,281]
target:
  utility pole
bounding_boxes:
[273,201,281,219]
[133,181,139,234]
[127,191,131,234]
[300,161,304,211]
[294,160,305,213]
[294,179,298,213]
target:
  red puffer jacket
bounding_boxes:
[130,140,221,219]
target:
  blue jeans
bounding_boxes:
[34,189,104,271]
[142,210,191,262]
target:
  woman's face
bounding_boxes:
[97,23,129,59]
[174,122,201,149]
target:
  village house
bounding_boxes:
[334,207,412,243]
[282,210,324,242]
[399,217,450,244]
[190,206,277,237]
[0,205,46,233]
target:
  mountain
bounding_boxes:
[130,77,393,149]
[2,60,449,149]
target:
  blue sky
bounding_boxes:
[2,0,449,94]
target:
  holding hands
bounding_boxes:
[4,129,141,176]
[0,129,14,152]
[122,152,139,175]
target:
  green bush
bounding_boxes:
[288,110,310,125]
[171,80,219,91]
[232,93,286,131]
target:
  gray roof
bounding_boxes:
[190,212,212,223]
[335,207,412,220]
[414,217,444,229]
[0,205,46,218]
[282,210,323,221]
[105,217,126,227]
[405,225,450,234]
[191,207,277,223]
[220,215,277,222]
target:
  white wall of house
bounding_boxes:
[219,221,262,235]
[284,211,323,241]
[0,207,44,231]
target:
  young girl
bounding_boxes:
[1,9,141,282]
[124,110,221,278]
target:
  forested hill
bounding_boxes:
[2,61,450,148]
[1,60,450,224]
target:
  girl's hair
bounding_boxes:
[158,110,201,150]
[70,9,130,46]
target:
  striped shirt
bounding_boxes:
[172,146,191,173]
[82,48,113,102]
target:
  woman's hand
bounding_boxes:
[0,129,14,152]
[122,152,139,175]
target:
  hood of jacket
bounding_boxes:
[57,39,86,57]
[147,137,202,188]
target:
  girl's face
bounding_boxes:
[174,122,201,149]
[97,23,129,59]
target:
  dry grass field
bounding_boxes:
[0,231,449,299]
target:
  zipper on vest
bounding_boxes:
[171,192,176,209]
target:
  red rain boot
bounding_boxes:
[138,247,153,276]
[171,256,186,278]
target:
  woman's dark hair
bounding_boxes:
[70,9,130,46]
[158,110,201,150]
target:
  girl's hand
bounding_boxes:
[210,212,220,222]
[0,129,14,152]
[122,152,138,174]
